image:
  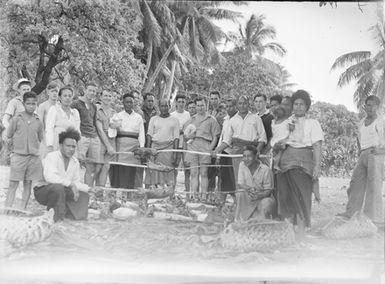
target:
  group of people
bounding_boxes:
[1,78,383,232]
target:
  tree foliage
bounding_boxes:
[2,0,145,97]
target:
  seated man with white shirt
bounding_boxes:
[34,128,89,222]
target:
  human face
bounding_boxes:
[144,95,155,110]
[216,108,227,125]
[123,96,134,113]
[101,90,113,106]
[47,87,59,101]
[85,85,97,101]
[159,100,169,116]
[365,100,379,118]
[242,150,257,167]
[23,97,37,114]
[269,100,280,109]
[60,89,74,107]
[176,98,186,111]
[187,103,196,116]
[133,92,142,108]
[281,98,292,117]
[18,83,31,96]
[60,138,77,159]
[196,100,206,115]
[254,96,267,113]
[292,98,307,117]
[237,97,249,114]
[226,100,237,117]
[210,94,220,109]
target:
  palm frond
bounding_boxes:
[196,15,224,45]
[353,72,375,107]
[331,51,371,70]
[253,25,277,43]
[263,42,286,57]
[370,22,385,49]
[337,59,372,87]
[371,49,385,69]
[245,14,259,44]
[140,0,162,47]
[200,8,242,22]
[189,17,198,58]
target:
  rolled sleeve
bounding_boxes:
[310,120,324,144]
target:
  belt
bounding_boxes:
[117,133,139,139]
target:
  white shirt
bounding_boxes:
[40,150,89,192]
[359,117,385,150]
[45,104,81,148]
[286,116,324,148]
[171,110,190,147]
[223,112,267,146]
[148,115,179,143]
[270,119,290,147]
[110,111,145,147]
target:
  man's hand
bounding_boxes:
[312,164,321,180]
[70,183,79,202]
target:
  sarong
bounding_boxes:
[145,140,175,186]
[110,136,140,189]
[234,192,275,221]
[276,146,314,227]
[219,152,235,193]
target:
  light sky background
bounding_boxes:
[213,1,378,113]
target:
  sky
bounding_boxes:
[213,1,378,113]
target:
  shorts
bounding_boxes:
[185,138,211,166]
[100,138,115,162]
[10,153,43,181]
[78,136,101,162]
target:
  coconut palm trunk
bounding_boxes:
[164,60,176,99]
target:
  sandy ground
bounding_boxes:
[0,165,384,284]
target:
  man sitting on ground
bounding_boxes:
[34,128,90,222]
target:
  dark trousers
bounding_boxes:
[219,155,235,192]
[34,183,89,222]
[208,158,217,191]
[110,165,137,189]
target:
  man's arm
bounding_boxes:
[96,120,114,154]
[2,114,11,130]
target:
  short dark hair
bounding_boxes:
[270,94,283,104]
[47,81,59,90]
[58,85,74,97]
[175,94,186,101]
[59,127,81,144]
[194,97,206,105]
[23,91,37,102]
[243,144,259,156]
[217,104,226,112]
[187,101,196,107]
[122,93,135,101]
[292,90,311,111]
[226,96,237,106]
[143,92,155,101]
[365,95,381,106]
[254,94,267,101]
[210,91,220,98]
[158,99,170,107]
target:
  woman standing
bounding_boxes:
[45,86,80,151]
[275,90,323,235]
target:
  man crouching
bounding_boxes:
[235,145,276,222]
[34,127,89,222]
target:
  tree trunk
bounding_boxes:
[143,39,176,93]
[144,41,153,78]
[163,60,176,100]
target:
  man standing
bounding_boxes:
[184,97,220,199]
[269,94,283,109]
[187,100,197,117]
[215,95,266,186]
[254,94,274,166]
[146,99,179,188]
[34,128,89,222]
[132,90,144,118]
[71,82,101,187]
[37,82,60,128]
[208,91,221,117]
[338,96,384,225]
[142,92,158,134]
[171,94,190,191]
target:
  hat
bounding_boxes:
[15,78,31,89]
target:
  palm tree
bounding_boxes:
[331,2,385,110]
[228,14,286,59]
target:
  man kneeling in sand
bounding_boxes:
[34,128,89,222]
[235,145,276,222]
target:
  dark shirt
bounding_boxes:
[7,112,44,156]
[71,99,98,138]
[260,112,274,143]
[141,106,158,134]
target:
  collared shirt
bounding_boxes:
[36,150,89,192]
[359,116,385,150]
[45,104,81,148]
[37,100,59,129]
[270,119,290,147]
[4,96,25,117]
[7,111,44,156]
[171,110,190,147]
[96,104,116,134]
[147,115,180,143]
[223,112,267,146]
[71,99,98,138]
[142,106,158,134]
[238,161,274,191]
[110,111,145,147]
[184,113,221,142]
[286,116,324,148]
